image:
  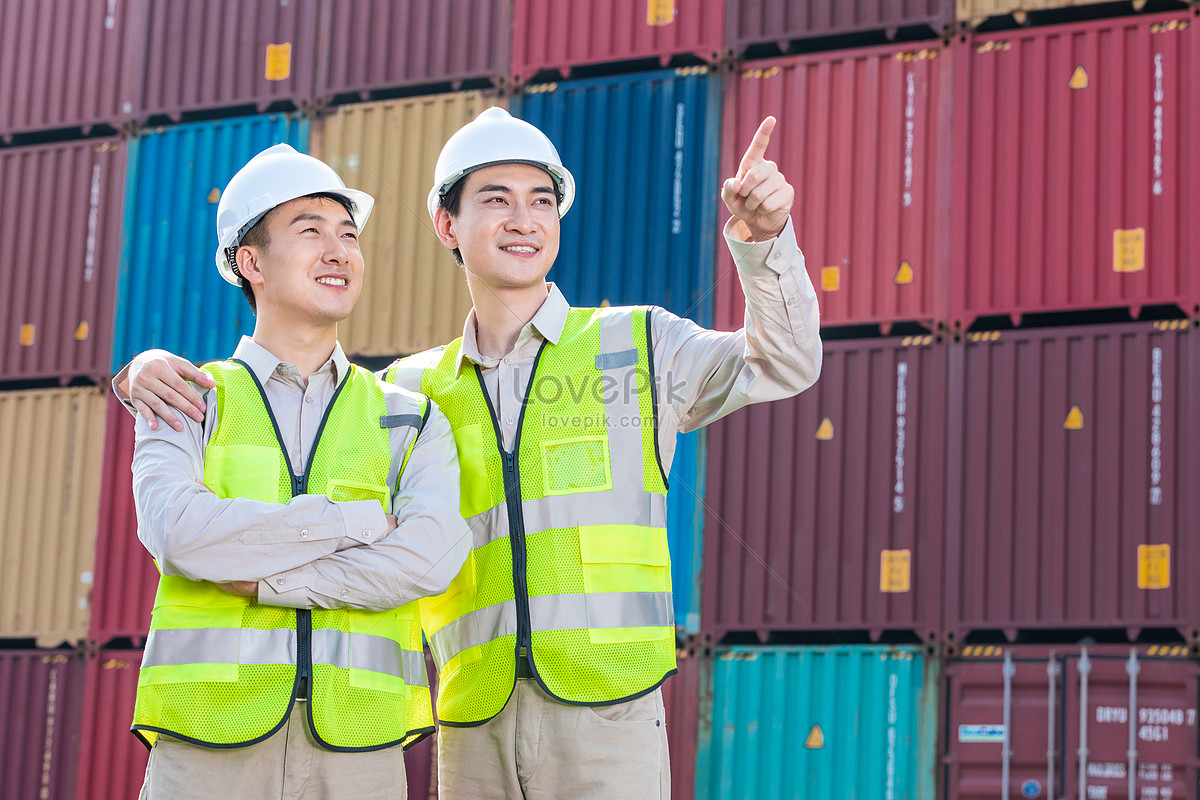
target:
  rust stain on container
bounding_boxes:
[511,0,724,83]
[944,323,1194,643]
[312,93,491,357]
[75,651,147,800]
[702,336,946,642]
[0,650,85,800]
[727,0,955,56]
[0,388,106,646]
[714,44,952,331]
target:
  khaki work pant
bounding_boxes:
[438,680,671,800]
[138,703,408,800]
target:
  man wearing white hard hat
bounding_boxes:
[124,108,821,797]
[126,144,469,799]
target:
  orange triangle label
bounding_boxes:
[207,187,221,203]
[1068,65,1088,89]
[816,418,834,440]
[805,724,824,749]
[74,320,89,341]
[1064,405,1084,430]
[894,261,914,285]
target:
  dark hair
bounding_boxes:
[235,192,357,313]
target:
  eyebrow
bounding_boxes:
[475,183,556,196]
[288,212,357,229]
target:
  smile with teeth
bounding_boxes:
[501,245,537,254]
[316,277,348,286]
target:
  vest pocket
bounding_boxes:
[202,445,283,503]
[139,603,244,685]
[541,435,613,496]
[325,478,389,510]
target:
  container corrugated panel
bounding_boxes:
[0,139,125,382]
[944,322,1196,643]
[702,336,946,642]
[0,0,141,139]
[136,0,319,120]
[726,0,956,55]
[0,388,106,646]
[114,114,309,371]
[75,651,147,800]
[697,645,939,799]
[90,395,157,647]
[668,430,706,635]
[512,68,721,326]
[958,0,1159,29]
[663,648,700,800]
[403,651,438,799]
[0,650,85,800]
[511,0,725,84]
[712,44,952,331]
[320,0,510,98]
[950,13,1198,329]
[312,93,489,357]
[944,644,1200,800]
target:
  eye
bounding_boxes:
[341,230,358,240]
[302,226,319,234]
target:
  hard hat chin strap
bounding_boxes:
[225,246,241,277]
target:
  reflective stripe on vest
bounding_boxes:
[133,361,433,751]
[394,307,676,725]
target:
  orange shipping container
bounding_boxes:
[0,388,106,646]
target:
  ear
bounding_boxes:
[236,246,266,287]
[433,207,458,251]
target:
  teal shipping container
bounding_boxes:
[113,114,309,370]
[698,645,939,799]
[511,67,722,327]
[668,429,706,636]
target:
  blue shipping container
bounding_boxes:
[114,114,310,370]
[512,67,722,327]
[697,645,939,799]
[668,429,705,636]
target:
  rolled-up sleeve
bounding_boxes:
[258,400,470,611]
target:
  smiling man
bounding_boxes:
[128,144,469,800]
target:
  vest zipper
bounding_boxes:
[297,608,312,699]
[503,450,533,657]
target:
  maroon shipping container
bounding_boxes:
[944,322,1197,643]
[137,0,320,120]
[664,647,700,799]
[75,651,147,800]
[713,43,952,332]
[1,139,124,383]
[0,0,141,139]
[0,650,85,800]
[320,0,510,98]
[726,0,956,55]
[511,0,724,84]
[944,644,1200,800]
[950,13,1198,329]
[702,335,947,642]
[91,395,158,647]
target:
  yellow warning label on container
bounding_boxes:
[647,0,674,25]
[19,324,34,346]
[1138,544,1170,589]
[880,549,911,593]
[265,42,292,81]
[1113,228,1145,273]
[74,321,89,341]
[805,724,824,749]
[894,261,914,285]
[207,187,221,204]
[1068,65,1088,90]
[821,266,840,292]
[815,418,834,441]
[1063,405,1084,430]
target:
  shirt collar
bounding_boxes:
[230,336,351,386]
[454,283,570,376]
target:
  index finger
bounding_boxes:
[738,116,777,179]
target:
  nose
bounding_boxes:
[324,231,351,263]
[505,202,536,235]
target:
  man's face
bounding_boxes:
[240,196,364,326]
[436,163,561,291]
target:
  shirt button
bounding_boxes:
[341,589,350,598]
[786,296,797,307]
[299,529,309,538]
[506,417,515,425]
[362,530,372,539]
[276,577,286,586]
[771,251,781,261]
[305,396,314,404]
[503,357,511,365]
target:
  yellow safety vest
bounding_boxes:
[386,307,676,726]
[133,360,433,750]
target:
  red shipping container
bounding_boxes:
[713,43,952,331]
[320,0,510,98]
[944,644,1200,800]
[0,0,141,139]
[944,322,1196,644]
[0,140,124,383]
[75,651,147,800]
[726,0,956,55]
[0,650,85,800]
[702,335,946,642]
[136,0,320,121]
[950,13,1198,329]
[91,395,158,647]
[664,647,700,799]
[511,0,724,84]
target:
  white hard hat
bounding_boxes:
[427,107,575,221]
[214,143,375,285]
